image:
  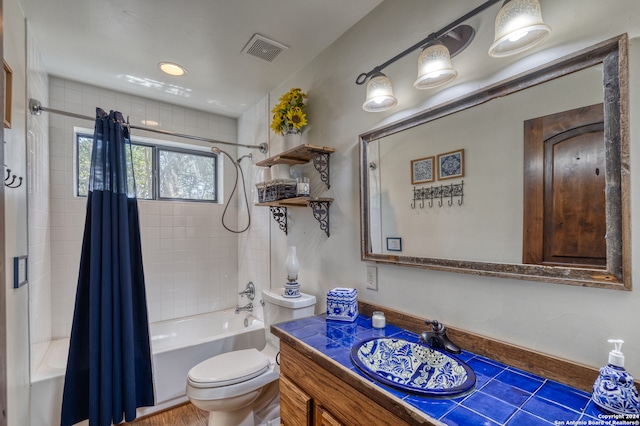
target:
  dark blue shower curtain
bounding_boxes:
[61,109,154,426]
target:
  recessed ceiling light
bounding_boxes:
[159,62,187,76]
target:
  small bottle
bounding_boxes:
[372,311,386,329]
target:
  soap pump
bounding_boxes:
[591,339,640,415]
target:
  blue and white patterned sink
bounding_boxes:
[351,338,476,397]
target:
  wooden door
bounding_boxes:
[523,103,606,268]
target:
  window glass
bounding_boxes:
[76,133,216,202]
[159,149,216,201]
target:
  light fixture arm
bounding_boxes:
[355,0,502,85]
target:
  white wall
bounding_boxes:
[4,0,31,423]
[251,0,640,377]
[45,77,244,338]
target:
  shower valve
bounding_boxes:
[239,281,255,300]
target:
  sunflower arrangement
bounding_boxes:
[270,88,308,136]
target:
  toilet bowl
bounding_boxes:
[186,347,280,426]
[186,289,316,426]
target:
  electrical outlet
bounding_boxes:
[366,265,378,290]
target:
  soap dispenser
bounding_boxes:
[591,339,640,415]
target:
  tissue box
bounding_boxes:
[326,287,358,322]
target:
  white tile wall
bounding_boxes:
[48,77,243,337]
[237,97,271,321]
[27,30,51,375]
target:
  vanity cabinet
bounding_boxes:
[279,342,415,426]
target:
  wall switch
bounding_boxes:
[366,265,378,290]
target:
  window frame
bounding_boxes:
[75,132,219,203]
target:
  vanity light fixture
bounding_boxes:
[363,71,398,112]
[414,40,458,90]
[488,0,551,57]
[356,0,551,112]
[159,61,187,76]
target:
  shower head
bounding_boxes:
[237,153,253,163]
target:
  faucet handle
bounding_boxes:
[425,319,445,333]
[239,281,256,300]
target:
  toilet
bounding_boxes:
[186,288,316,426]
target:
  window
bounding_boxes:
[76,133,217,202]
[159,149,216,201]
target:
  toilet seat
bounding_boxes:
[188,348,271,388]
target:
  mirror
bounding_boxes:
[359,35,630,290]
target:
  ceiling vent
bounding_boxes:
[241,34,289,63]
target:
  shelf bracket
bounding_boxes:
[270,206,288,235]
[308,200,331,237]
[312,152,331,189]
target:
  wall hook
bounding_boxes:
[410,181,464,209]
[4,167,23,188]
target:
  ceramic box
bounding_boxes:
[326,287,358,322]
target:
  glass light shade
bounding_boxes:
[362,73,398,112]
[488,0,551,58]
[285,246,299,281]
[414,43,458,89]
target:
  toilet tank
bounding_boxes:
[262,288,316,349]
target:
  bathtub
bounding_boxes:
[30,309,266,425]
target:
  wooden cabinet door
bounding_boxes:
[314,405,344,426]
[280,374,312,426]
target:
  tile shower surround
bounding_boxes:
[275,315,638,426]
[46,77,251,337]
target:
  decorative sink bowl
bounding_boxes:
[351,338,476,397]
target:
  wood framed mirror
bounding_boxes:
[359,34,630,290]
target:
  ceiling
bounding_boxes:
[19,0,384,118]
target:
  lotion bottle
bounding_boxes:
[591,339,640,415]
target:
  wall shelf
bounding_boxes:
[256,197,333,237]
[256,144,335,189]
[256,144,335,236]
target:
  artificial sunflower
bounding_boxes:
[270,88,308,136]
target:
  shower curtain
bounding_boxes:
[61,109,154,426]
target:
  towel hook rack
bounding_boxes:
[4,167,23,188]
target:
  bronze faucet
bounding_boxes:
[419,319,461,354]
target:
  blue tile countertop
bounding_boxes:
[274,314,634,426]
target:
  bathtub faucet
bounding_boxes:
[235,302,253,314]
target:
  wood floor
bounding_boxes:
[126,403,208,426]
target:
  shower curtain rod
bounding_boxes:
[29,98,269,154]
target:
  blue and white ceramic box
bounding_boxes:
[326,287,358,322]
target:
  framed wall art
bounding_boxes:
[3,60,12,129]
[437,149,464,180]
[386,237,402,252]
[410,156,435,184]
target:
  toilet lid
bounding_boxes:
[187,348,271,388]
